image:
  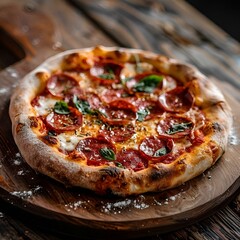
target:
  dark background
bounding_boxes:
[186,0,240,42]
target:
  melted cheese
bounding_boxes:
[34,97,57,116]
[57,133,81,151]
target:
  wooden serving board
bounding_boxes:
[0,2,240,239]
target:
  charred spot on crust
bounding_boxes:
[113,50,123,58]
[149,168,169,182]
[43,165,70,185]
[96,167,127,195]
[100,166,121,177]
[64,53,79,65]
[113,50,129,61]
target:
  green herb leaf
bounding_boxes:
[136,108,150,122]
[154,147,167,157]
[73,95,93,115]
[153,147,167,157]
[134,74,163,93]
[166,122,192,135]
[99,147,116,161]
[54,101,70,114]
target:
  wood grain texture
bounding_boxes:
[72,0,240,90]
[0,0,239,239]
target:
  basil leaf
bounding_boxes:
[134,74,163,93]
[154,147,167,157]
[166,122,192,135]
[54,101,70,114]
[73,95,93,115]
[99,147,116,161]
[136,108,150,122]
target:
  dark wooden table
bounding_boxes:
[0,0,239,239]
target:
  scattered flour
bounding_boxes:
[10,186,42,200]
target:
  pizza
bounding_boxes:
[9,46,232,196]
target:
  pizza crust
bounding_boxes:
[9,46,232,196]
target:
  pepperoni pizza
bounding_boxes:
[9,46,232,196]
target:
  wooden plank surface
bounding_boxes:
[0,0,239,239]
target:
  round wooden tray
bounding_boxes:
[0,84,240,239]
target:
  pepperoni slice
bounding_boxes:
[46,73,82,98]
[159,87,194,113]
[134,99,164,120]
[99,124,135,143]
[76,137,116,166]
[100,99,136,125]
[85,92,103,110]
[125,72,163,94]
[90,60,123,85]
[100,88,132,103]
[139,136,174,162]
[157,116,194,138]
[116,149,148,172]
[45,107,82,132]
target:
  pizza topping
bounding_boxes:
[116,149,148,171]
[99,147,116,161]
[76,137,116,166]
[32,96,58,116]
[135,99,164,120]
[100,99,136,125]
[139,136,173,161]
[100,88,131,103]
[54,101,70,114]
[99,124,135,142]
[191,130,204,146]
[45,107,82,132]
[159,87,194,113]
[86,92,103,110]
[90,60,123,85]
[57,133,81,152]
[166,122,192,135]
[136,108,150,122]
[157,116,194,138]
[46,73,81,98]
[73,95,94,115]
[126,73,163,93]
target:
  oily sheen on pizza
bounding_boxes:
[9,46,232,196]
